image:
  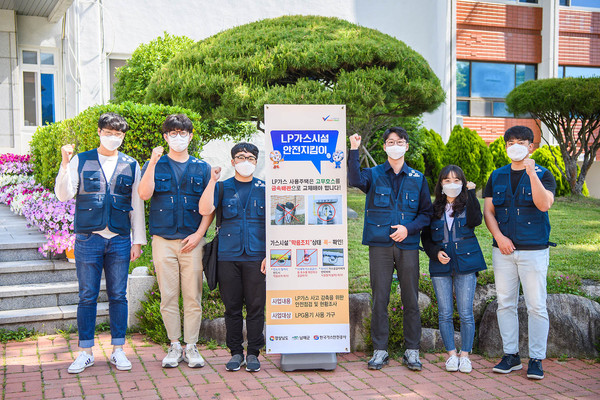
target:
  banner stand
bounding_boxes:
[280,353,337,372]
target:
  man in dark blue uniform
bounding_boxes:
[484,126,556,380]
[199,142,266,373]
[348,128,433,371]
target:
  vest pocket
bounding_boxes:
[365,210,392,243]
[251,197,265,217]
[456,219,473,237]
[219,224,242,253]
[190,175,204,193]
[492,185,507,206]
[110,198,133,232]
[155,173,171,192]
[373,186,391,208]
[429,259,451,275]
[455,238,485,273]
[515,209,543,243]
[76,197,103,229]
[495,208,510,236]
[222,199,238,219]
[149,198,175,228]
[182,199,201,229]
[248,222,266,253]
[115,174,133,196]
[431,219,444,242]
[82,171,101,192]
[403,191,419,210]
[517,185,534,206]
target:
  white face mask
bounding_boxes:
[385,145,407,160]
[506,143,529,162]
[100,135,123,151]
[169,135,190,153]
[235,161,256,177]
[442,182,463,198]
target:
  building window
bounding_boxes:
[560,0,600,7]
[109,58,128,100]
[20,48,58,127]
[559,65,600,78]
[456,61,536,117]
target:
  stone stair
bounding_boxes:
[0,204,109,333]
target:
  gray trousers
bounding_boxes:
[369,246,421,350]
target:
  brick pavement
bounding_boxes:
[2,333,600,399]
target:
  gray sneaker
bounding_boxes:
[403,349,422,371]
[367,349,389,370]
[225,354,245,371]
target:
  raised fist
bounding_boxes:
[349,134,362,150]
[211,166,222,182]
[150,146,164,165]
[61,144,75,167]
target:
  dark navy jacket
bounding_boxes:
[148,155,210,236]
[217,177,266,261]
[74,149,136,235]
[490,163,551,248]
[348,150,432,250]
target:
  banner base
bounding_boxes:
[279,353,337,371]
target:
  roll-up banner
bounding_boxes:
[264,104,350,355]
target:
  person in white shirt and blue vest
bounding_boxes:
[483,126,556,380]
[348,127,433,371]
[421,165,486,374]
[55,112,146,374]
[199,142,266,373]
[138,114,213,369]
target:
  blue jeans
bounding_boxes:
[75,233,131,348]
[431,273,477,353]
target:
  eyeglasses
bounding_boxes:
[234,155,257,163]
[100,129,125,138]
[167,131,190,138]
[385,140,407,146]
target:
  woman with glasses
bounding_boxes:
[138,114,213,369]
[199,142,267,373]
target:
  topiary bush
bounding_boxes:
[489,136,511,169]
[30,102,253,191]
[443,125,494,189]
[113,33,195,104]
[420,128,446,193]
[531,145,589,197]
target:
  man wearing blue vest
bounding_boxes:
[348,128,433,371]
[56,112,146,374]
[138,114,212,369]
[198,142,266,373]
[483,126,556,380]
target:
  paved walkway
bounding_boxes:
[2,333,600,399]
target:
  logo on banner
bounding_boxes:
[271,130,339,173]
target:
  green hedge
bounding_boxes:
[30,102,254,190]
[489,136,511,169]
[531,145,589,197]
[443,125,494,189]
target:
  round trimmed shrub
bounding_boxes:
[489,136,511,169]
[443,125,494,189]
[420,128,445,193]
[531,145,589,197]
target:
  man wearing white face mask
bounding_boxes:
[199,142,267,373]
[138,114,212,369]
[348,127,433,371]
[55,112,146,374]
[483,126,556,380]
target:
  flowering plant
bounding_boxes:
[39,231,76,257]
[0,154,33,174]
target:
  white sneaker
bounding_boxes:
[110,348,132,371]
[162,343,184,368]
[68,351,94,374]
[183,344,205,368]
[459,356,472,373]
[445,355,459,372]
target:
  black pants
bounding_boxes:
[218,260,266,357]
[369,246,421,350]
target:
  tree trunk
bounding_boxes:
[563,156,581,195]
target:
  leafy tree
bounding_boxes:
[443,125,493,189]
[113,33,194,104]
[531,145,589,197]
[145,15,445,162]
[506,77,600,195]
[489,136,511,169]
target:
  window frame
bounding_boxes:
[106,54,130,101]
[19,46,60,130]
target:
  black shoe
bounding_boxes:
[492,353,522,374]
[246,354,261,372]
[367,350,389,370]
[225,354,245,371]
[527,358,544,380]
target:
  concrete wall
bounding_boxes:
[581,160,600,199]
[0,10,17,152]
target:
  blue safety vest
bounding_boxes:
[74,149,136,235]
[148,156,210,236]
[362,164,423,249]
[428,210,487,276]
[490,163,551,247]
[218,177,266,259]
